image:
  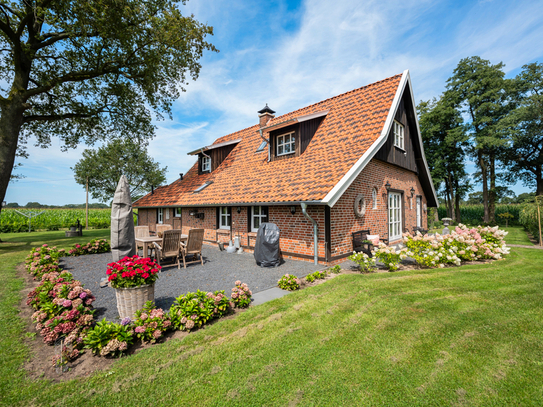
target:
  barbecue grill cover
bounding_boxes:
[254,222,281,267]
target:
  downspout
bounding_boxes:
[301,203,318,265]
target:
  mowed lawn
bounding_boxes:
[1,228,542,406]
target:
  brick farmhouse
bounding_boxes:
[133,70,438,265]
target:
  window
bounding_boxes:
[157,208,163,224]
[388,193,402,240]
[394,121,404,149]
[256,140,267,153]
[251,206,268,232]
[175,208,182,217]
[372,188,378,209]
[276,132,295,156]
[194,180,213,193]
[219,207,231,229]
[202,156,211,172]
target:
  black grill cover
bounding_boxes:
[254,222,281,267]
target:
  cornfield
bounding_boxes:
[436,204,522,226]
[519,203,542,243]
[0,208,136,233]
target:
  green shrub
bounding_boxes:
[519,203,541,243]
[328,265,342,274]
[68,239,110,256]
[169,290,231,331]
[278,274,301,291]
[305,270,327,283]
[348,252,376,272]
[374,244,407,271]
[84,319,134,357]
[133,301,172,343]
[231,281,252,308]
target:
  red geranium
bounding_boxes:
[106,255,161,288]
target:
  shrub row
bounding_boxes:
[349,224,509,272]
[435,204,522,226]
[519,203,542,243]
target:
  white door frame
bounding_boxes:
[416,196,422,228]
[388,192,402,241]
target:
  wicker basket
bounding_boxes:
[115,284,155,319]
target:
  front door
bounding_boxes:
[416,196,422,228]
[389,192,402,241]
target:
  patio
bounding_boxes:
[61,245,324,321]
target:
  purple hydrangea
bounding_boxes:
[120,317,132,326]
[79,292,87,299]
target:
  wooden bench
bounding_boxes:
[352,230,374,257]
[412,226,428,235]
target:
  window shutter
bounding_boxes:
[247,206,252,232]
[216,207,220,229]
[156,208,159,223]
[263,206,269,223]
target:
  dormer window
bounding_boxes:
[394,121,404,150]
[277,132,295,156]
[202,156,211,172]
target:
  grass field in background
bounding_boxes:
[1,228,542,406]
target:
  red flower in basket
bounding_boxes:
[107,255,161,288]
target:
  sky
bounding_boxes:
[4,0,543,206]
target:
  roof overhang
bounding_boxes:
[258,110,329,133]
[321,70,439,208]
[133,200,324,209]
[187,138,242,156]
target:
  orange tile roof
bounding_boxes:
[134,73,402,207]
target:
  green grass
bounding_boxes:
[502,226,534,246]
[2,230,543,405]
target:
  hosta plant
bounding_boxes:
[278,274,301,291]
[231,281,252,308]
[83,319,134,357]
[305,270,327,283]
[107,255,161,288]
[133,301,172,343]
[348,251,376,273]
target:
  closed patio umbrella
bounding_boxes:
[111,175,136,262]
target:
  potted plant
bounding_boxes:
[107,255,161,319]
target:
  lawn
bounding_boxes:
[1,228,543,406]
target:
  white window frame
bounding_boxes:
[202,156,211,172]
[416,196,422,228]
[157,208,164,224]
[393,121,404,150]
[219,206,230,230]
[174,208,182,217]
[372,188,378,209]
[276,132,296,156]
[251,206,267,232]
[388,192,402,241]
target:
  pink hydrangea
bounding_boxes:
[135,326,146,333]
[62,299,72,307]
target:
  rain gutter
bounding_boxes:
[301,203,318,265]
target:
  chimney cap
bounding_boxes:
[258,104,275,115]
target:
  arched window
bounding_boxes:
[372,188,378,209]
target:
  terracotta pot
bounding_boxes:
[115,284,155,319]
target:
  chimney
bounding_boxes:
[179,173,183,180]
[151,185,154,194]
[258,104,275,127]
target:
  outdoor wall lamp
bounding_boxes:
[410,187,415,197]
[385,181,391,192]
[290,206,296,215]
[237,206,241,214]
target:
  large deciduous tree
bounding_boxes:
[418,94,470,222]
[72,138,167,203]
[500,62,543,195]
[0,0,217,216]
[446,56,514,223]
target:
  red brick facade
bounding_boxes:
[137,157,427,265]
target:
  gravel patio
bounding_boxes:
[61,245,324,321]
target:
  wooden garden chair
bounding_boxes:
[180,228,205,268]
[134,225,150,254]
[151,229,182,269]
[155,223,172,237]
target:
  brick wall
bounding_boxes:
[330,158,427,260]
[136,158,428,265]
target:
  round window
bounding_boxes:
[354,194,366,218]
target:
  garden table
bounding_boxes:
[135,235,187,258]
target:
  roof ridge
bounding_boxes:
[213,72,403,144]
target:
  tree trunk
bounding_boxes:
[479,151,490,223]
[0,98,26,220]
[488,152,496,223]
[455,186,461,223]
[536,167,543,196]
[448,174,456,221]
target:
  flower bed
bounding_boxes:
[68,239,110,256]
[25,244,65,279]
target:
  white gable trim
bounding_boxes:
[322,70,438,207]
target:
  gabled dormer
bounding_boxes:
[187,139,241,175]
[260,109,328,162]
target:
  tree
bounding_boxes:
[72,139,167,203]
[0,0,217,217]
[446,56,514,223]
[500,62,543,195]
[418,94,470,222]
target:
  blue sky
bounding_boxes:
[5,0,543,205]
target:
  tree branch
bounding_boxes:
[24,112,94,123]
